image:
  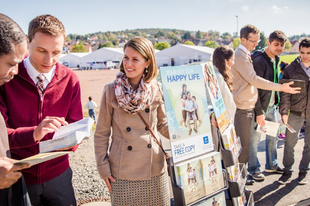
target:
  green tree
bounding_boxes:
[65,35,71,42]
[232,38,241,50]
[256,32,267,50]
[98,41,114,48]
[183,31,191,40]
[155,30,165,38]
[204,41,219,48]
[285,40,292,52]
[196,30,202,39]
[221,32,232,40]
[154,42,170,50]
[184,40,195,45]
[71,43,87,53]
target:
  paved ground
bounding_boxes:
[75,69,310,206]
[246,133,310,206]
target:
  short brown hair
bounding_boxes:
[240,24,259,39]
[269,30,287,43]
[120,37,158,83]
[28,14,65,42]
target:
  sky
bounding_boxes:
[1,0,309,37]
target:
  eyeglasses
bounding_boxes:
[246,38,261,44]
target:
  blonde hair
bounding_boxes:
[120,37,158,83]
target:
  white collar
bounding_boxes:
[24,56,56,84]
[239,44,250,56]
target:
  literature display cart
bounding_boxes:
[160,63,254,205]
[160,64,229,205]
[204,63,254,206]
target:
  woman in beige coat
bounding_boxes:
[94,37,170,206]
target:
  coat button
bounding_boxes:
[145,126,148,131]
[128,146,132,150]
[145,108,150,113]
[126,127,131,132]
[147,144,152,148]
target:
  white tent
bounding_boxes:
[80,47,124,69]
[155,44,214,67]
[58,53,88,68]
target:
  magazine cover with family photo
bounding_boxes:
[193,191,226,206]
[175,158,206,205]
[201,152,225,196]
[160,65,214,163]
[203,62,230,134]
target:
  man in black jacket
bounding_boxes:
[278,38,310,185]
[248,31,287,182]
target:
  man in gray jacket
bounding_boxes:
[231,25,300,184]
[278,38,310,185]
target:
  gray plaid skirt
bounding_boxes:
[111,172,170,206]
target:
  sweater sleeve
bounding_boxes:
[94,84,113,179]
[235,53,282,91]
[0,87,38,149]
[65,78,83,152]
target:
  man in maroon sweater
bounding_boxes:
[0,14,83,206]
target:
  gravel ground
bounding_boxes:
[69,132,110,205]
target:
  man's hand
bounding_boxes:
[282,115,288,125]
[33,117,68,142]
[0,157,30,189]
[281,81,301,94]
[104,176,115,193]
[256,115,265,126]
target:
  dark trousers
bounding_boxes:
[26,167,76,206]
[283,113,310,172]
[234,108,254,164]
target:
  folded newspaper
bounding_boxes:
[39,117,94,153]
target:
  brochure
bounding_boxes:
[175,158,206,205]
[39,117,94,153]
[15,151,70,166]
[203,62,230,133]
[193,191,226,206]
[256,120,280,137]
[201,152,225,196]
[160,65,214,163]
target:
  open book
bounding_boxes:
[15,117,94,166]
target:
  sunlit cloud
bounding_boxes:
[241,5,249,11]
[272,5,282,13]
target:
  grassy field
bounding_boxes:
[280,54,298,63]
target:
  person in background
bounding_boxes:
[278,38,310,185]
[94,37,170,205]
[0,14,83,206]
[212,45,236,124]
[86,96,97,122]
[0,13,31,206]
[248,31,288,183]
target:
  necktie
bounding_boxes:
[36,74,45,94]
